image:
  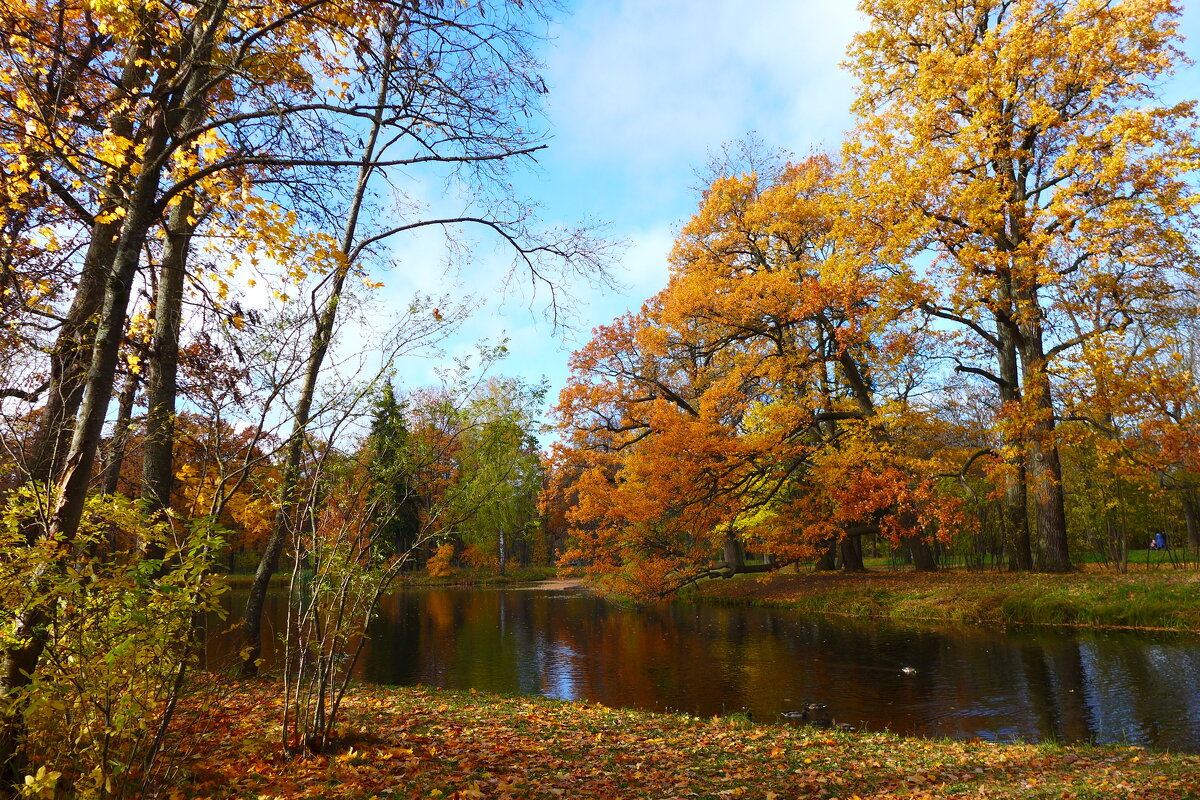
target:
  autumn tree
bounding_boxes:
[553,155,967,600]
[847,0,1199,571]
[1056,297,1200,558]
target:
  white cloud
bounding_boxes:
[544,1,862,173]
[352,1,868,427]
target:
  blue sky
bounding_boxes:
[377,0,1200,433]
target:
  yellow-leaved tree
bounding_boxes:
[847,0,1199,571]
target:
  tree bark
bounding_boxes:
[24,225,121,488]
[904,535,937,572]
[840,533,865,572]
[1018,341,1072,572]
[722,533,746,571]
[101,368,141,497]
[0,606,50,793]
[21,33,154,490]
[1182,488,1200,550]
[140,184,198,517]
[814,538,838,571]
[996,322,1034,571]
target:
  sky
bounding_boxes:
[374,0,1200,435]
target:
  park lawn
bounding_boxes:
[688,568,1200,631]
[175,680,1198,799]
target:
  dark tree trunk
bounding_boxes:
[1014,294,1071,573]
[814,539,838,571]
[1182,488,1200,550]
[20,35,153,490]
[0,607,49,793]
[1020,358,1071,572]
[904,535,938,572]
[840,534,865,572]
[723,533,746,571]
[140,191,197,518]
[997,326,1033,571]
[24,225,120,488]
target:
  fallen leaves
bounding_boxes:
[174,680,1200,799]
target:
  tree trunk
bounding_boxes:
[840,533,865,572]
[995,290,1033,571]
[1017,341,1071,572]
[1003,467,1032,571]
[814,539,838,571]
[101,368,141,497]
[1182,488,1200,550]
[141,189,198,516]
[723,533,746,571]
[24,225,121,488]
[20,33,154,490]
[241,57,391,675]
[904,535,937,572]
[0,606,49,793]
[241,411,310,675]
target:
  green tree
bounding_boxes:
[453,378,547,574]
[367,383,422,561]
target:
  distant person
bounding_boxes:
[1150,537,1159,551]
[1155,532,1168,551]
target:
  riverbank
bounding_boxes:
[688,568,1200,631]
[219,566,559,592]
[176,681,1197,799]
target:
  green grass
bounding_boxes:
[690,568,1200,630]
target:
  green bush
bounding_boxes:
[0,490,227,798]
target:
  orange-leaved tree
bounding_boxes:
[552,155,969,600]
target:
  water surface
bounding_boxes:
[211,585,1200,751]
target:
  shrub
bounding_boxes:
[0,490,226,798]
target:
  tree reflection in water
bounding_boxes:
[209,587,1200,752]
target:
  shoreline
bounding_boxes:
[686,568,1200,632]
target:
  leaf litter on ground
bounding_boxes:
[176,679,1200,799]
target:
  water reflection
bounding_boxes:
[210,587,1200,752]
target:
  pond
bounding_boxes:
[210,584,1200,752]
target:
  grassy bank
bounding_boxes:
[395,565,560,588]
[176,681,1198,799]
[689,568,1200,631]
[218,566,559,592]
